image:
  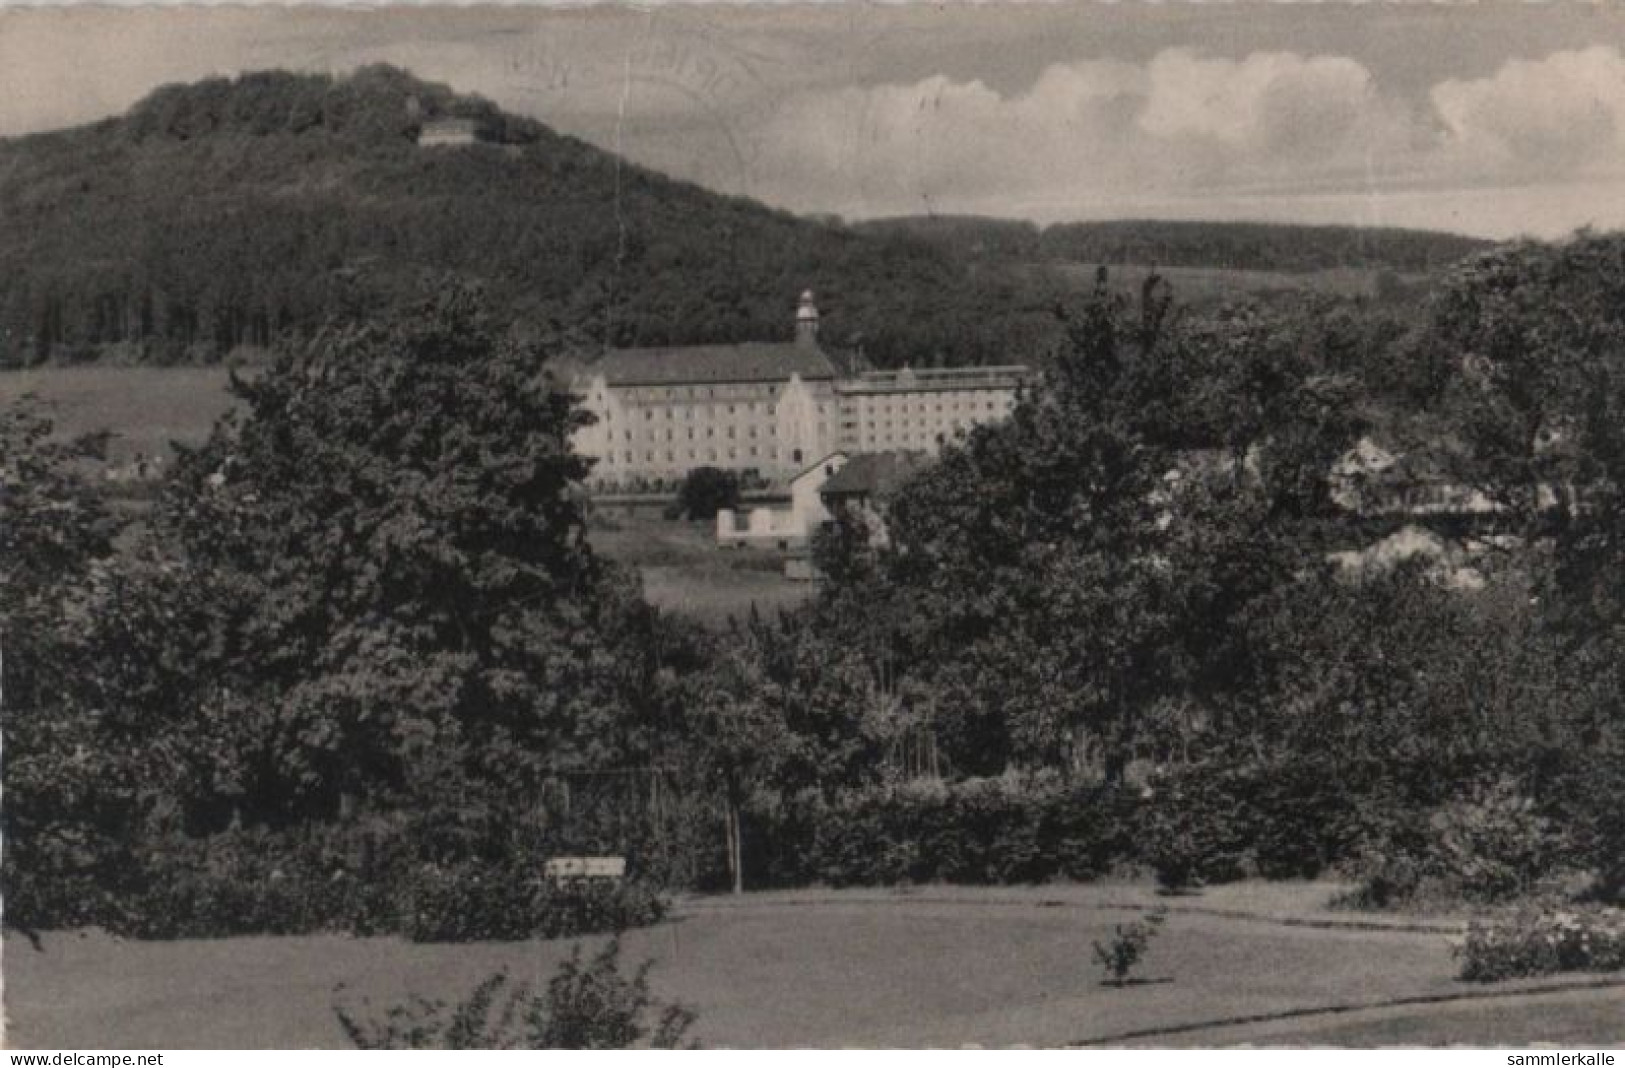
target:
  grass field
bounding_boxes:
[6,883,1621,1049]
[590,513,814,625]
[0,366,237,462]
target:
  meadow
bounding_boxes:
[0,365,238,463]
[589,513,814,624]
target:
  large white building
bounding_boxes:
[572,292,1029,493]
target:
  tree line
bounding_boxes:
[851,216,1492,273]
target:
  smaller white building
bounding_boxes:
[716,452,849,549]
[417,117,479,147]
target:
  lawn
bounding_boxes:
[7,884,1621,1048]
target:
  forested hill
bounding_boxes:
[852,216,1493,273]
[0,66,1060,369]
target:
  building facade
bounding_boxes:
[573,292,1028,493]
[835,365,1025,454]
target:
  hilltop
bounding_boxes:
[0,66,1054,369]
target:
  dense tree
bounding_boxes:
[674,467,740,521]
[1425,235,1625,715]
[872,281,1182,777]
[1419,233,1625,893]
[153,287,659,825]
[0,400,134,922]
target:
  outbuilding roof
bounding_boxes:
[819,450,931,499]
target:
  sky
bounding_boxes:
[4,2,1625,238]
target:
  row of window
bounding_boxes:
[597,394,1006,422]
[848,397,1011,415]
[620,425,771,441]
[612,424,837,444]
[604,445,788,465]
[613,383,781,402]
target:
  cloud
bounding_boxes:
[1138,49,1376,154]
[3,7,1622,239]
[751,47,1414,218]
[743,44,1625,234]
[1431,46,1625,177]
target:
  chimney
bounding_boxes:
[795,289,820,347]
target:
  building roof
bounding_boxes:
[836,365,1030,395]
[584,342,840,387]
[789,451,849,488]
[819,450,931,499]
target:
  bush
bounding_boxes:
[1431,780,1562,904]
[1343,779,1565,909]
[1552,744,1625,903]
[104,826,400,939]
[334,939,696,1048]
[90,826,665,942]
[787,776,1137,888]
[1139,768,1250,892]
[1456,906,1625,982]
[675,467,740,521]
[1136,758,1367,890]
[1092,908,1167,986]
[1243,760,1363,880]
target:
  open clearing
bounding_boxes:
[0,366,237,462]
[7,883,1621,1048]
[590,514,814,625]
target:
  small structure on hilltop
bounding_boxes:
[416,117,479,148]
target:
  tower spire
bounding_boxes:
[796,289,820,346]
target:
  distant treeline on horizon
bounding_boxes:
[848,215,1493,274]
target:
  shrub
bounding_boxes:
[1431,780,1561,904]
[397,861,549,942]
[675,467,740,521]
[1139,768,1250,892]
[379,862,666,943]
[1092,908,1167,986]
[1456,906,1625,982]
[104,827,397,939]
[792,776,1137,888]
[1343,779,1565,909]
[1243,760,1362,880]
[1553,744,1625,903]
[93,826,665,942]
[334,939,696,1048]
